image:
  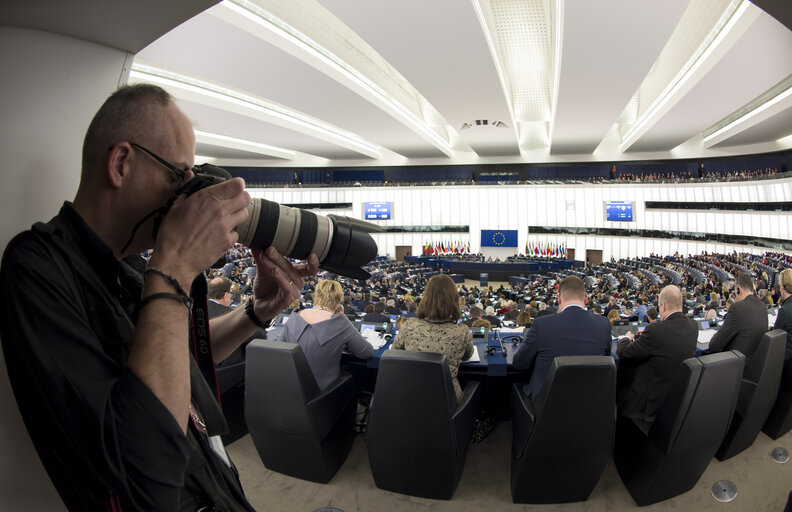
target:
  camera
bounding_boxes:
[179,164,382,280]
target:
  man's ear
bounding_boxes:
[107,142,133,188]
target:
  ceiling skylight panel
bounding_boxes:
[473,0,563,152]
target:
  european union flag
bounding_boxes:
[480,230,518,247]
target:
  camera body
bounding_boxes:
[180,164,381,280]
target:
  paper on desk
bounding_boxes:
[697,329,717,348]
[361,329,388,350]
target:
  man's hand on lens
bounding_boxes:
[252,247,319,321]
[152,178,250,286]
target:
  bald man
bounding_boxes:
[616,285,698,422]
[0,84,318,511]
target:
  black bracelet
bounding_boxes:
[143,267,190,302]
[138,292,192,313]
[245,298,271,329]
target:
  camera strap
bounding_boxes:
[190,274,222,407]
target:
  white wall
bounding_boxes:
[249,179,792,260]
[0,26,130,510]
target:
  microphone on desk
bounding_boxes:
[493,329,507,357]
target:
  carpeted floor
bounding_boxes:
[227,420,792,512]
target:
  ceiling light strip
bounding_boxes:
[221,0,454,155]
[194,129,295,159]
[546,0,564,149]
[702,75,792,144]
[129,63,380,158]
[619,0,751,152]
[471,0,526,154]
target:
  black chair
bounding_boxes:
[366,350,480,500]
[245,340,357,483]
[614,351,744,506]
[716,330,785,460]
[510,356,616,504]
[215,343,248,444]
[763,334,792,439]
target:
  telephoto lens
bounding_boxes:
[183,164,382,280]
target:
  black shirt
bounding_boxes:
[0,203,251,511]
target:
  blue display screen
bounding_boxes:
[605,201,634,222]
[364,201,392,220]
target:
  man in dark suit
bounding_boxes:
[362,301,390,324]
[513,276,612,399]
[616,285,698,422]
[708,273,768,368]
[207,276,234,318]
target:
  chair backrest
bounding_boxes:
[743,329,785,390]
[649,351,743,455]
[523,356,616,455]
[245,339,320,435]
[367,350,457,442]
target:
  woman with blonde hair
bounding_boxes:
[279,279,373,390]
[607,308,621,326]
[392,274,474,401]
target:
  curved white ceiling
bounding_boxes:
[5,0,792,168]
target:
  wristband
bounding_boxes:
[144,267,190,303]
[138,292,192,313]
[245,298,271,329]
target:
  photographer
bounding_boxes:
[0,84,318,511]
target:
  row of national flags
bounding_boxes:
[525,240,567,258]
[423,240,470,255]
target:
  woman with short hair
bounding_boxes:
[392,274,474,401]
[279,279,373,390]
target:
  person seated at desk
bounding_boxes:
[616,285,698,422]
[707,273,768,367]
[471,318,491,334]
[362,301,390,324]
[512,276,612,399]
[774,269,792,388]
[646,307,658,323]
[463,306,482,327]
[706,292,721,313]
[483,306,502,328]
[279,279,373,390]
[607,308,621,326]
[392,274,474,402]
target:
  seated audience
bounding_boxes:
[392,274,474,401]
[646,307,658,323]
[707,273,768,367]
[279,280,373,390]
[616,285,698,422]
[403,302,418,318]
[512,276,612,399]
[607,308,621,326]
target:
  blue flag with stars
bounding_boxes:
[480,230,518,247]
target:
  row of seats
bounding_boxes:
[243,330,791,506]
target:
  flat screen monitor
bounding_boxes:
[605,201,634,222]
[363,201,392,220]
[360,323,376,333]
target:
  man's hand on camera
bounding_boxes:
[152,178,250,287]
[252,246,319,321]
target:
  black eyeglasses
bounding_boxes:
[129,142,198,186]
